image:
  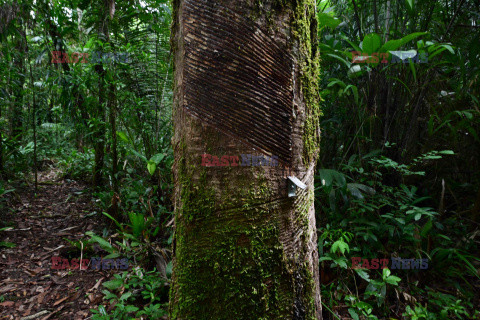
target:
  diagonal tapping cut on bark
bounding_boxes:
[183,0,295,165]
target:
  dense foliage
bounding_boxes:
[316,0,480,318]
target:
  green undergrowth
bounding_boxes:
[316,146,480,319]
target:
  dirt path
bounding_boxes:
[0,170,112,319]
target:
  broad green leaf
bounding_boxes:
[150,153,166,164]
[317,13,341,29]
[128,212,145,238]
[349,183,376,195]
[318,169,346,187]
[347,183,376,199]
[103,279,124,290]
[379,32,428,53]
[362,33,382,54]
[347,183,364,199]
[439,44,455,54]
[382,268,391,278]
[147,161,157,175]
[385,275,401,285]
[348,309,360,320]
[87,232,114,252]
[355,268,370,282]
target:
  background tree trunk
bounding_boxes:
[92,65,106,188]
[10,27,26,140]
[92,0,113,188]
[170,0,322,319]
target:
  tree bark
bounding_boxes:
[93,64,106,188]
[28,62,38,192]
[10,27,26,140]
[106,0,119,215]
[93,0,113,188]
[170,0,322,319]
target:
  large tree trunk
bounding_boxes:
[170,0,322,319]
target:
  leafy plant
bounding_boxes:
[317,147,478,318]
[91,269,168,320]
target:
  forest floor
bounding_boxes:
[0,169,115,319]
